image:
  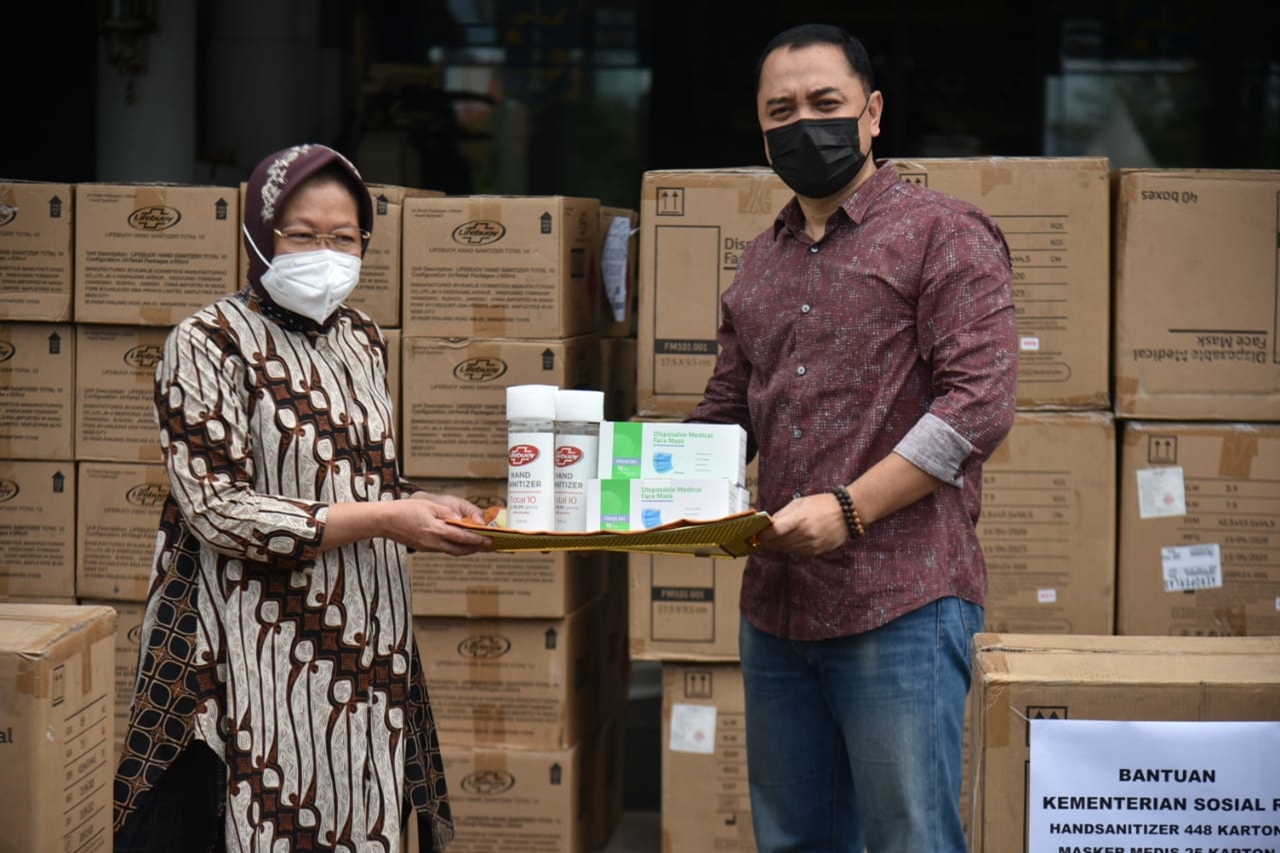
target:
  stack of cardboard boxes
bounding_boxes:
[396,194,636,852]
[624,159,1280,851]
[1,176,643,852]
[4,156,1279,851]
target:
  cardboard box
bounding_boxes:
[401,195,602,339]
[599,335,637,421]
[75,462,167,602]
[661,662,755,852]
[588,478,749,530]
[436,742,588,853]
[0,460,76,598]
[966,632,1280,853]
[587,711,626,851]
[74,183,239,325]
[0,180,74,322]
[637,159,1111,415]
[599,206,639,338]
[979,411,1117,634]
[407,478,605,618]
[79,598,143,763]
[1116,420,1280,636]
[74,324,168,463]
[399,335,600,478]
[1113,169,1280,420]
[629,552,743,661]
[892,157,1112,410]
[597,420,747,483]
[636,168,793,417]
[0,322,74,459]
[0,603,117,853]
[413,597,601,749]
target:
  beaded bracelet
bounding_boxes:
[829,484,866,539]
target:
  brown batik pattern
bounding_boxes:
[114,292,453,852]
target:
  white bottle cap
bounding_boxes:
[555,389,605,422]
[506,384,558,420]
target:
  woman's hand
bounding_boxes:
[320,495,491,555]
[395,493,492,555]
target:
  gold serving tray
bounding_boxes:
[447,510,772,558]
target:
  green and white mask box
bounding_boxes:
[596,421,747,485]
[587,478,750,531]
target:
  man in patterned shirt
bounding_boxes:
[686,23,1019,853]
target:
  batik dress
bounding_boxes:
[113,290,453,852]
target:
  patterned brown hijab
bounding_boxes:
[241,143,374,291]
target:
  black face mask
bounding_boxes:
[765,113,869,199]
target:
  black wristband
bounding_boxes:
[829,484,866,539]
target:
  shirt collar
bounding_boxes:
[772,159,902,240]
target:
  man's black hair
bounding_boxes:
[754,23,874,94]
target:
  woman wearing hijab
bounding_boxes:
[113,143,490,852]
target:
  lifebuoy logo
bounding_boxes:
[0,205,16,228]
[126,483,169,506]
[124,344,164,370]
[457,636,511,660]
[128,206,181,231]
[452,357,507,382]
[555,446,583,467]
[508,444,539,467]
[451,220,505,245]
[0,479,18,502]
[0,340,14,363]
[461,770,515,795]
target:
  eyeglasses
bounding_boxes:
[273,227,370,252]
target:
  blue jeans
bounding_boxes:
[739,597,983,853]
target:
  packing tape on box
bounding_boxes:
[1113,376,1139,412]
[465,583,502,619]
[1218,432,1258,479]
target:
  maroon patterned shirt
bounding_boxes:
[688,161,1018,641]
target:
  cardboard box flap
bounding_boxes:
[0,604,118,655]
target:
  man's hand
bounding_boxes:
[757,492,848,555]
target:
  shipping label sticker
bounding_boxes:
[1136,466,1186,519]
[1161,543,1223,592]
[669,702,717,755]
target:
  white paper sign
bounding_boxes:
[1137,466,1187,519]
[601,215,633,322]
[669,702,717,754]
[1161,543,1224,592]
[1029,719,1280,852]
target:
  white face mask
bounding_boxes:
[245,224,362,324]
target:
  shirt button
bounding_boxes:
[796,365,806,376]
[793,491,803,500]
[808,245,819,254]
[792,428,803,439]
[801,304,811,314]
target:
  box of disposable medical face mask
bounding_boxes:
[596,421,747,485]
[587,478,750,531]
